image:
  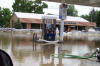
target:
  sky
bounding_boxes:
[43,1,100,16]
[0,0,100,16]
[0,0,14,10]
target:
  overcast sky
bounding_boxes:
[0,0,100,16]
[43,1,100,16]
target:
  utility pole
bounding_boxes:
[90,8,95,22]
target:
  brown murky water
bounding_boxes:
[0,32,100,66]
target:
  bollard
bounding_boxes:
[33,33,38,42]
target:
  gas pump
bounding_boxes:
[42,15,57,41]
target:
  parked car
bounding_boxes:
[95,27,100,31]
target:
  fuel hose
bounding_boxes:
[52,49,97,59]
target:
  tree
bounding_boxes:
[81,9,96,22]
[12,0,48,14]
[81,9,100,27]
[81,15,90,21]
[67,4,78,16]
[0,7,2,27]
[12,0,34,13]
[96,11,100,27]
[14,18,23,29]
[0,8,12,27]
[33,0,48,14]
[89,9,96,22]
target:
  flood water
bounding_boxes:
[0,32,100,66]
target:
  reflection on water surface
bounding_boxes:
[0,32,100,66]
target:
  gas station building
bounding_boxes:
[10,12,96,31]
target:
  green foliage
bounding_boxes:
[96,11,100,27]
[81,9,100,27]
[33,0,48,14]
[89,9,97,22]
[81,15,90,21]
[12,0,48,14]
[0,7,2,26]
[67,4,78,16]
[14,19,23,29]
[0,7,12,27]
[12,0,34,13]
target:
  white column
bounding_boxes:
[60,20,64,41]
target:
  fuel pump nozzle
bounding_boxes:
[96,48,100,62]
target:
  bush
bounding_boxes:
[14,19,23,29]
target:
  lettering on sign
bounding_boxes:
[64,22,76,25]
[78,22,88,26]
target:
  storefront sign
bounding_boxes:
[78,22,96,26]
[88,22,96,26]
[59,4,67,20]
[78,22,88,26]
[64,22,76,25]
[59,5,63,19]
